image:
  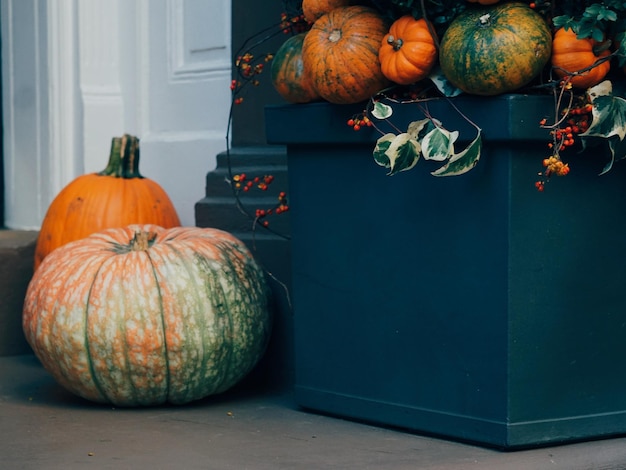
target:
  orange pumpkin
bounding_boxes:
[551,28,611,89]
[302,5,390,104]
[271,33,319,103]
[379,16,437,86]
[34,135,180,270]
[302,0,350,23]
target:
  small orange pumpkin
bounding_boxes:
[34,135,181,270]
[302,5,390,104]
[302,0,350,23]
[551,28,611,89]
[379,16,437,86]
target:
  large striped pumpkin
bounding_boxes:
[23,224,271,406]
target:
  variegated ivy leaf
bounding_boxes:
[373,133,396,168]
[385,133,421,175]
[407,118,432,140]
[422,127,459,162]
[428,66,463,98]
[581,81,626,142]
[431,131,482,177]
[587,80,613,100]
[578,80,626,174]
[371,101,393,120]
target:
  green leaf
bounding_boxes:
[421,127,458,162]
[431,132,481,177]
[385,133,421,176]
[371,101,393,120]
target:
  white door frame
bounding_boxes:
[2,0,231,229]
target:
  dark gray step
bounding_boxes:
[0,230,37,356]
[196,145,291,237]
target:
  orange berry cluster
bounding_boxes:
[347,115,373,131]
[543,103,592,152]
[535,156,571,192]
[232,174,288,228]
[235,53,270,79]
[535,100,593,191]
[280,12,309,34]
[543,156,570,177]
[255,191,289,227]
[232,173,277,192]
[231,52,273,105]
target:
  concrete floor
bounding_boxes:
[3,355,626,469]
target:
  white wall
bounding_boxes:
[1,0,231,229]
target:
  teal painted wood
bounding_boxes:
[266,98,626,449]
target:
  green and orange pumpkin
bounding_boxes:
[23,224,271,406]
[34,135,180,271]
[439,2,552,96]
[302,5,390,104]
[271,33,319,103]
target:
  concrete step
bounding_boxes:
[0,229,38,356]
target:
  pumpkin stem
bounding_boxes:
[98,134,144,179]
[328,29,342,43]
[386,35,404,51]
[129,231,157,251]
[478,13,491,25]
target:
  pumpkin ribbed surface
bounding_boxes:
[302,5,389,104]
[271,33,319,103]
[551,28,611,89]
[23,224,271,406]
[439,2,552,96]
[34,135,180,271]
[379,16,437,86]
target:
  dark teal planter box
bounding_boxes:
[265,96,626,449]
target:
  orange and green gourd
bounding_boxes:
[438,2,552,96]
[271,32,320,103]
[34,134,180,270]
[23,224,271,406]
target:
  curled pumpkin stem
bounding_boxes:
[386,35,404,51]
